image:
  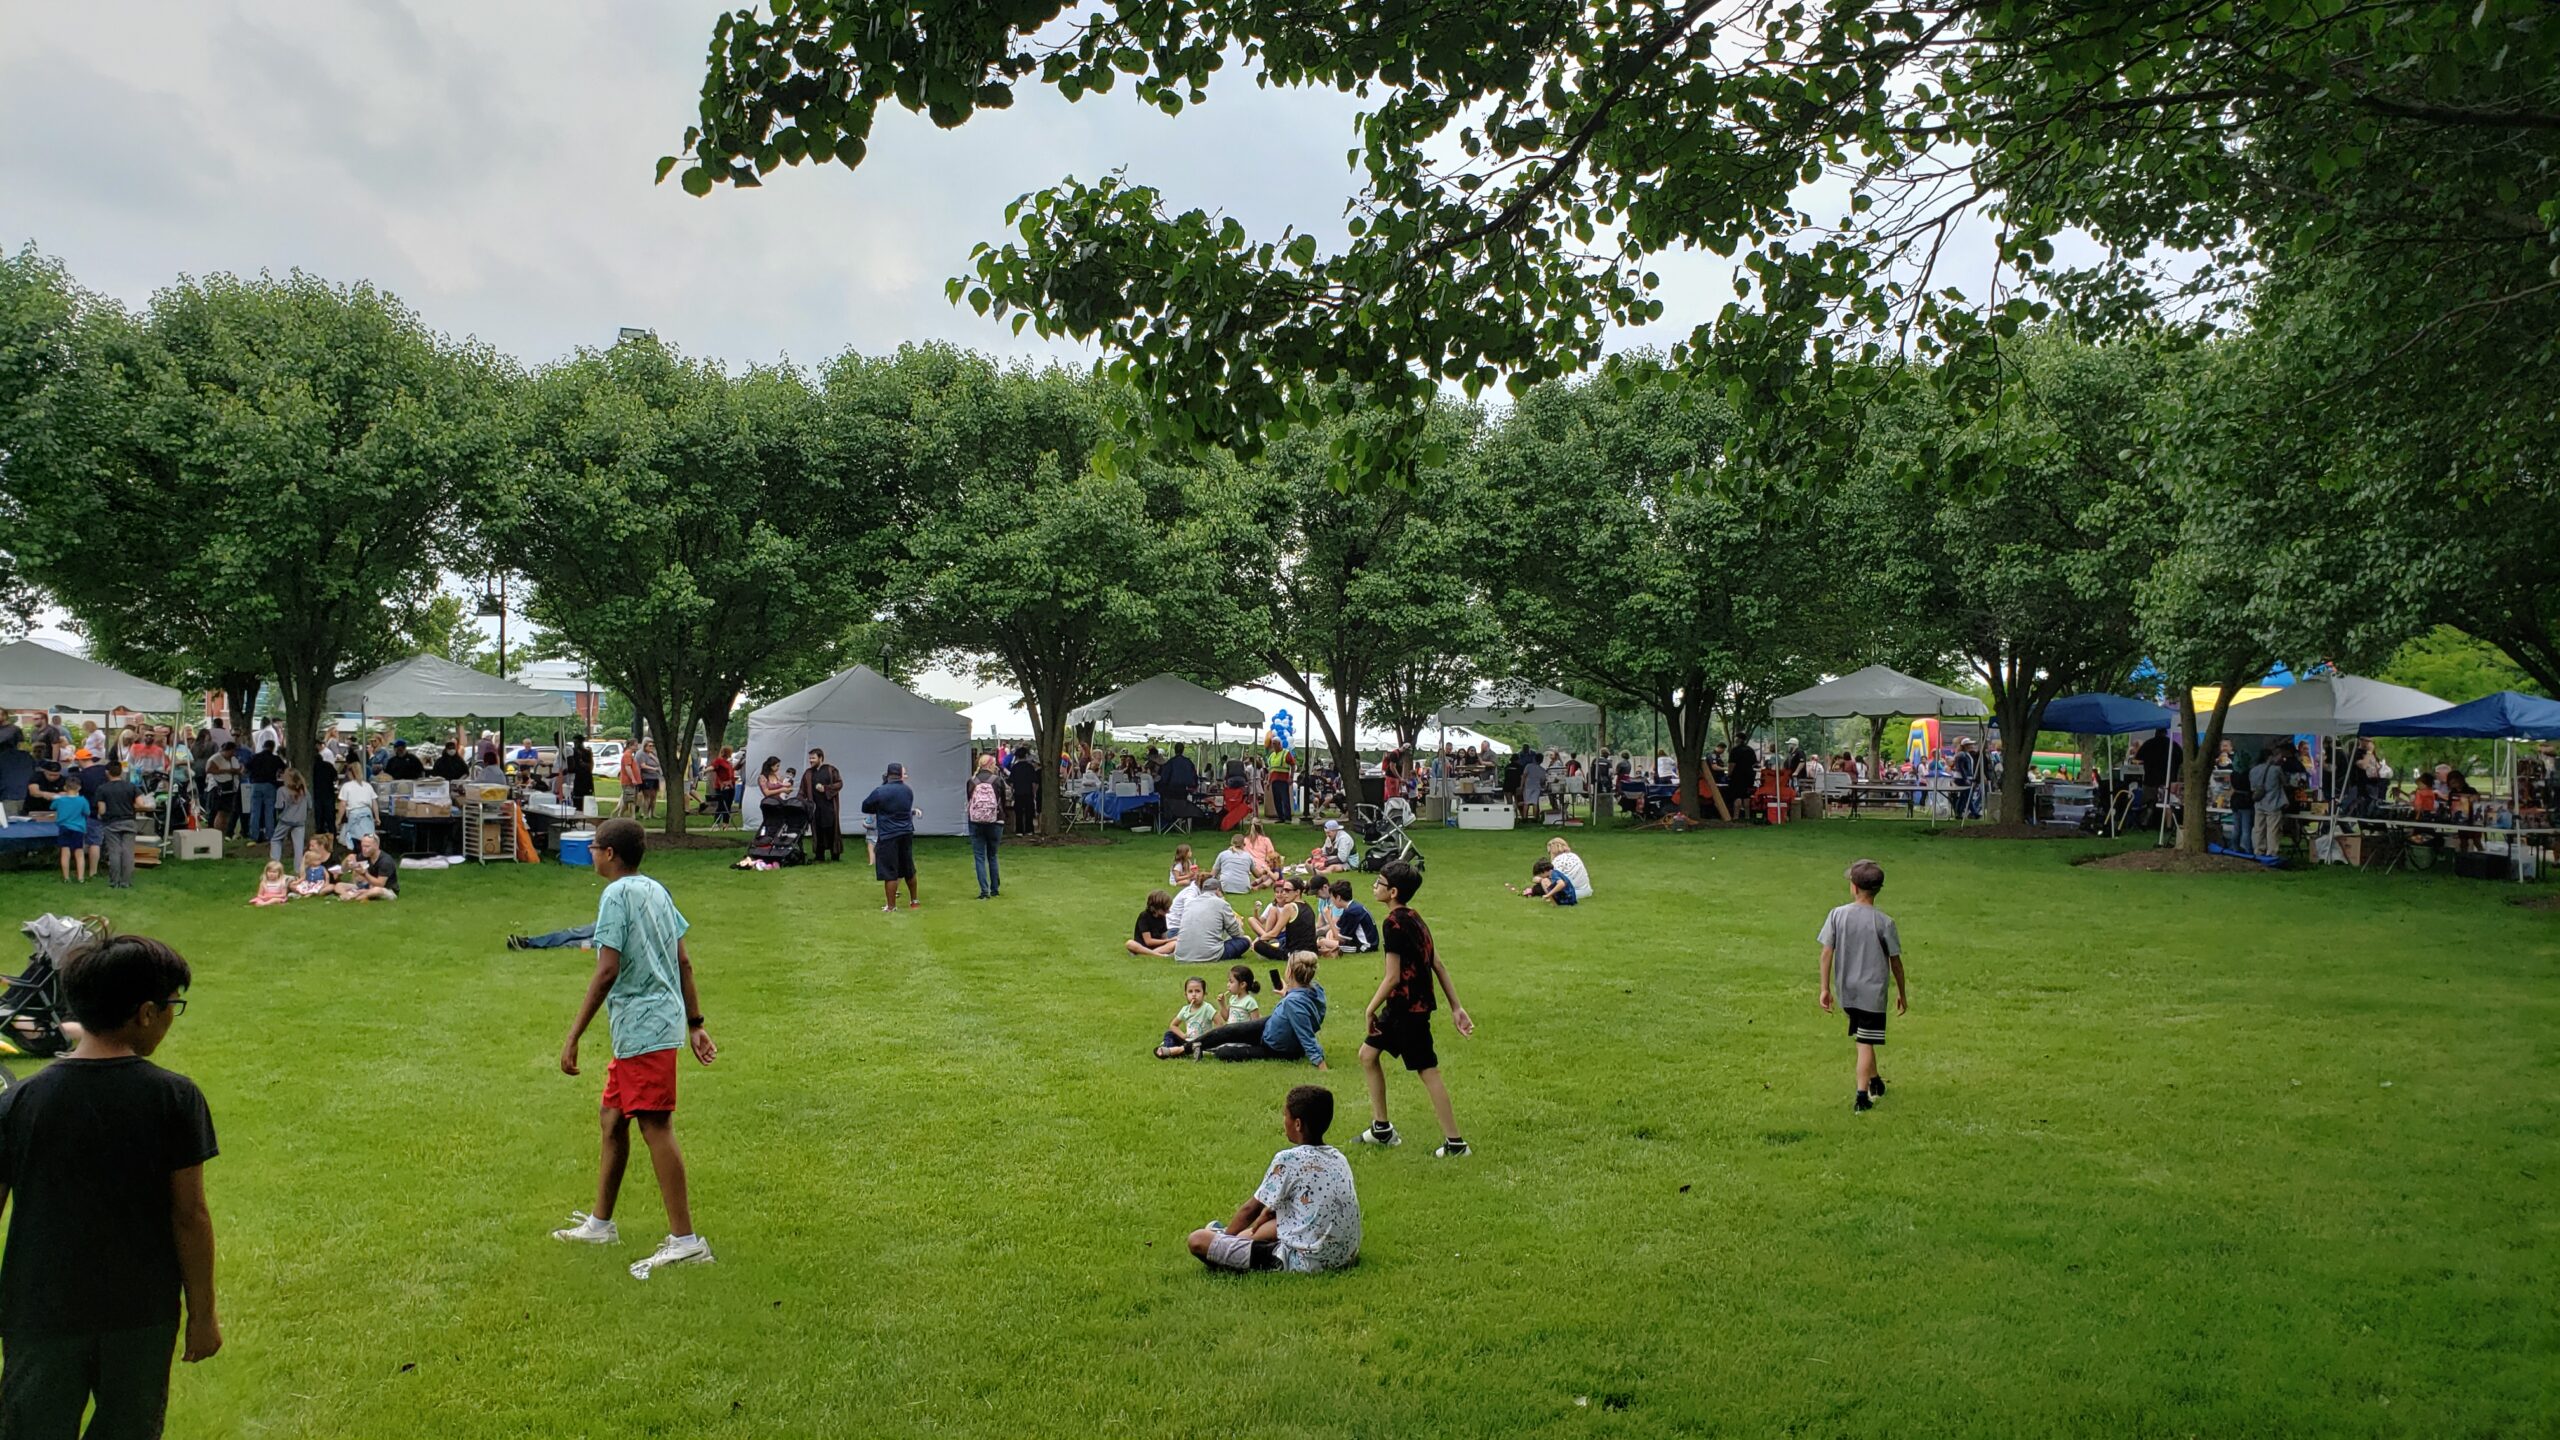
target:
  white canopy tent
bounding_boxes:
[959,697,1037,741]
[1068,674,1264,732]
[742,666,970,835]
[1771,665,1989,720]
[0,640,181,714]
[2215,674,2451,736]
[326,654,574,719]
[1434,685,1602,727]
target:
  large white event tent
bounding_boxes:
[742,666,970,835]
[1771,664,1989,720]
[2215,674,2450,735]
[0,640,181,714]
[1434,685,1603,727]
[1069,674,1264,735]
[325,654,574,719]
[959,697,1037,741]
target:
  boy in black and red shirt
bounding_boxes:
[1354,860,1475,1157]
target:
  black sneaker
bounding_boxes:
[1854,1092,1874,1112]
[1432,1139,1469,1158]
[1867,1076,1885,1099]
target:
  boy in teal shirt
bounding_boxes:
[552,819,718,1278]
[47,792,88,884]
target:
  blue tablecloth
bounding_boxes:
[1081,791,1159,823]
[0,819,64,855]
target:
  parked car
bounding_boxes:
[588,739,626,775]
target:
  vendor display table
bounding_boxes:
[1080,790,1159,825]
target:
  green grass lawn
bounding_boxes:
[4,820,2551,1437]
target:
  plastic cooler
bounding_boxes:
[557,833,593,867]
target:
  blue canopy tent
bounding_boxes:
[2043,693,2175,736]
[2350,691,2557,883]
[2358,691,2560,741]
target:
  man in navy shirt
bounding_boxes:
[859,763,920,912]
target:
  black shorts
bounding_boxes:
[1365,1009,1439,1072]
[874,833,916,882]
[1845,1007,1887,1045]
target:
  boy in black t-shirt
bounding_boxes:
[1354,861,1476,1158]
[0,933,219,1437]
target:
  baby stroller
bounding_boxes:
[1353,798,1422,872]
[0,915,99,1083]
[743,798,809,867]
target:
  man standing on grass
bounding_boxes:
[801,748,844,863]
[860,763,921,911]
[553,818,718,1279]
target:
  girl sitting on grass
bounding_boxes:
[251,861,291,907]
[1167,843,1200,889]
[293,835,335,897]
[1127,890,1179,957]
[1156,975,1222,1058]
[1222,963,1263,1026]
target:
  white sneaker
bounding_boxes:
[1355,1124,1402,1147]
[551,1211,619,1244]
[629,1232,713,1279]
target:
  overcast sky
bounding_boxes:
[2,1,2024,696]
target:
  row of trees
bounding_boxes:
[664,0,2557,850]
[3,246,2545,844]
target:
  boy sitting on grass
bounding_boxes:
[553,818,720,1279]
[1506,857,1577,905]
[0,934,220,1435]
[1818,857,1907,1113]
[1187,1084,1361,1274]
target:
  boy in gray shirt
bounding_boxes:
[1818,858,1907,1113]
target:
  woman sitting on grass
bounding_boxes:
[1187,954,1327,1066]
[1251,878,1319,963]
[1243,821,1282,876]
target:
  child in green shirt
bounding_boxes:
[1155,976,1222,1059]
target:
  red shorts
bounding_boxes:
[601,1048,679,1115]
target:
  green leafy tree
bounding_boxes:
[872,345,1263,835]
[2139,339,2326,854]
[502,337,898,835]
[665,1,2557,482]
[401,591,500,674]
[1473,357,1850,821]
[6,270,508,762]
[1239,400,1496,783]
[1848,331,2172,819]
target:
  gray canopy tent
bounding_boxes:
[1772,665,1991,820]
[0,640,181,715]
[1433,685,1602,728]
[326,655,575,721]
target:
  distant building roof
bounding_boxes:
[512,659,599,692]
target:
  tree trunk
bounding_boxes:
[2175,672,2246,855]
[1867,716,1886,779]
[221,673,260,734]
[645,702,689,837]
[1668,698,1710,822]
[1994,689,2052,826]
[276,668,329,791]
[1034,698,1067,839]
